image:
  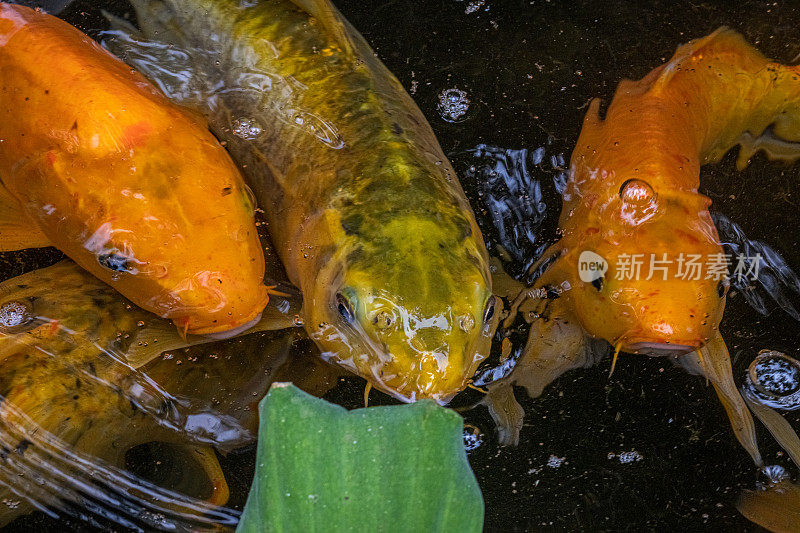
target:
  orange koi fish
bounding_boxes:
[493,28,800,468]
[0,3,269,336]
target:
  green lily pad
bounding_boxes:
[237,384,483,532]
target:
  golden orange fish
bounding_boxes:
[489,28,800,470]
[0,3,269,336]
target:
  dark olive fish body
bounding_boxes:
[0,261,312,525]
[112,0,497,401]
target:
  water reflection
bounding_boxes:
[461,143,566,280]
[714,212,800,321]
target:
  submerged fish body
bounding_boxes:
[0,3,269,336]
[0,261,317,526]
[108,0,498,402]
[489,29,800,466]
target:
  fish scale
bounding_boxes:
[109,0,499,402]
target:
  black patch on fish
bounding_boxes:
[88,362,97,376]
[392,122,403,135]
[346,245,365,265]
[222,186,232,196]
[70,120,78,132]
[97,251,132,273]
[158,398,177,418]
[15,439,31,455]
[596,98,609,121]
[16,284,27,289]
[74,378,81,389]
[92,297,106,308]
[0,446,9,460]
[341,213,364,235]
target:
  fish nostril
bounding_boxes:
[372,309,394,330]
[717,278,728,298]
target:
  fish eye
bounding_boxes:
[717,278,729,298]
[483,295,496,323]
[591,276,604,291]
[336,292,354,323]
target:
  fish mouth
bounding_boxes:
[623,341,699,356]
[201,312,263,340]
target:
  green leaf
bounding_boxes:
[237,383,483,533]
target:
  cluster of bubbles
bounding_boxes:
[231,117,263,140]
[0,300,33,333]
[437,88,470,123]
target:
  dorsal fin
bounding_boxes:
[650,27,734,93]
[289,0,356,58]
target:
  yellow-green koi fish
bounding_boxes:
[0,261,309,527]
[106,0,498,403]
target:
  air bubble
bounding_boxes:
[437,88,470,123]
[744,350,800,410]
[463,424,483,452]
[619,178,658,225]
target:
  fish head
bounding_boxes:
[307,213,497,403]
[18,129,272,338]
[564,176,726,355]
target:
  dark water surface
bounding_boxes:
[6,0,800,531]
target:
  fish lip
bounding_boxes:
[623,340,699,356]
[201,312,263,340]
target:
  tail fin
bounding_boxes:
[738,480,800,533]
[0,400,239,531]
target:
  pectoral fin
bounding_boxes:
[482,295,605,445]
[687,333,762,466]
[132,442,230,506]
[482,383,525,446]
[743,390,800,469]
[0,182,52,251]
[512,297,605,399]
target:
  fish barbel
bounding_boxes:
[106,0,498,402]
